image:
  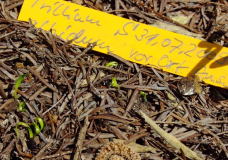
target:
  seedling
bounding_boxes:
[30,123,41,136]
[106,61,118,67]
[35,117,44,131]
[111,77,120,90]
[15,122,34,139]
[15,117,44,140]
[140,91,148,103]
[18,102,26,112]
[14,74,30,100]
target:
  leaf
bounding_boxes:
[15,122,34,139]
[18,102,26,112]
[106,61,118,67]
[111,77,120,90]
[35,117,44,131]
[14,74,30,100]
[30,123,41,136]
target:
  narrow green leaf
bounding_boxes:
[30,123,41,136]
[111,77,120,90]
[35,117,44,131]
[14,74,30,100]
[18,102,26,112]
[106,61,118,67]
[140,91,148,103]
[15,122,34,139]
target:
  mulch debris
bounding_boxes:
[0,0,228,159]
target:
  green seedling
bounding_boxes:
[18,102,26,112]
[140,91,148,103]
[15,117,44,140]
[106,61,118,67]
[14,74,30,100]
[111,77,120,90]
[30,123,41,136]
[15,122,34,139]
[35,117,44,131]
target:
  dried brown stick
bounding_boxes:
[157,121,228,157]
[42,94,65,116]
[86,66,103,99]
[16,143,33,158]
[108,52,134,68]
[125,132,150,144]
[48,31,57,55]
[89,114,133,124]
[27,66,58,92]
[31,140,54,160]
[124,88,139,116]
[145,9,202,34]
[39,150,73,159]
[90,104,121,114]
[137,109,203,160]
[92,65,130,75]
[110,125,129,140]
[25,82,39,95]
[83,132,102,147]
[0,98,14,112]
[121,84,167,90]
[0,80,7,98]
[73,116,89,160]
[0,61,16,74]
[5,1,23,11]
[73,42,96,60]
[17,89,29,99]
[0,139,16,157]
[133,63,142,85]
[29,86,47,100]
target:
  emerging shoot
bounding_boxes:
[35,117,44,131]
[140,91,148,103]
[15,122,34,139]
[106,61,118,67]
[30,123,41,136]
[14,74,30,100]
[111,77,120,90]
[18,102,26,112]
[15,117,44,140]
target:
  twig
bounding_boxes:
[136,109,203,160]
[0,139,16,157]
[27,66,58,92]
[40,150,73,159]
[124,88,139,116]
[29,86,47,100]
[121,84,167,90]
[42,95,65,116]
[0,80,7,98]
[108,52,134,68]
[31,139,53,160]
[73,116,89,160]
[0,98,14,112]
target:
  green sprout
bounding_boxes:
[15,117,44,140]
[18,102,26,112]
[30,123,41,136]
[15,122,34,139]
[111,77,120,90]
[35,117,44,131]
[106,61,118,67]
[140,91,148,103]
[14,74,30,100]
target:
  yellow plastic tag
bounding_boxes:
[18,0,228,88]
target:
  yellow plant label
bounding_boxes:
[19,0,228,88]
